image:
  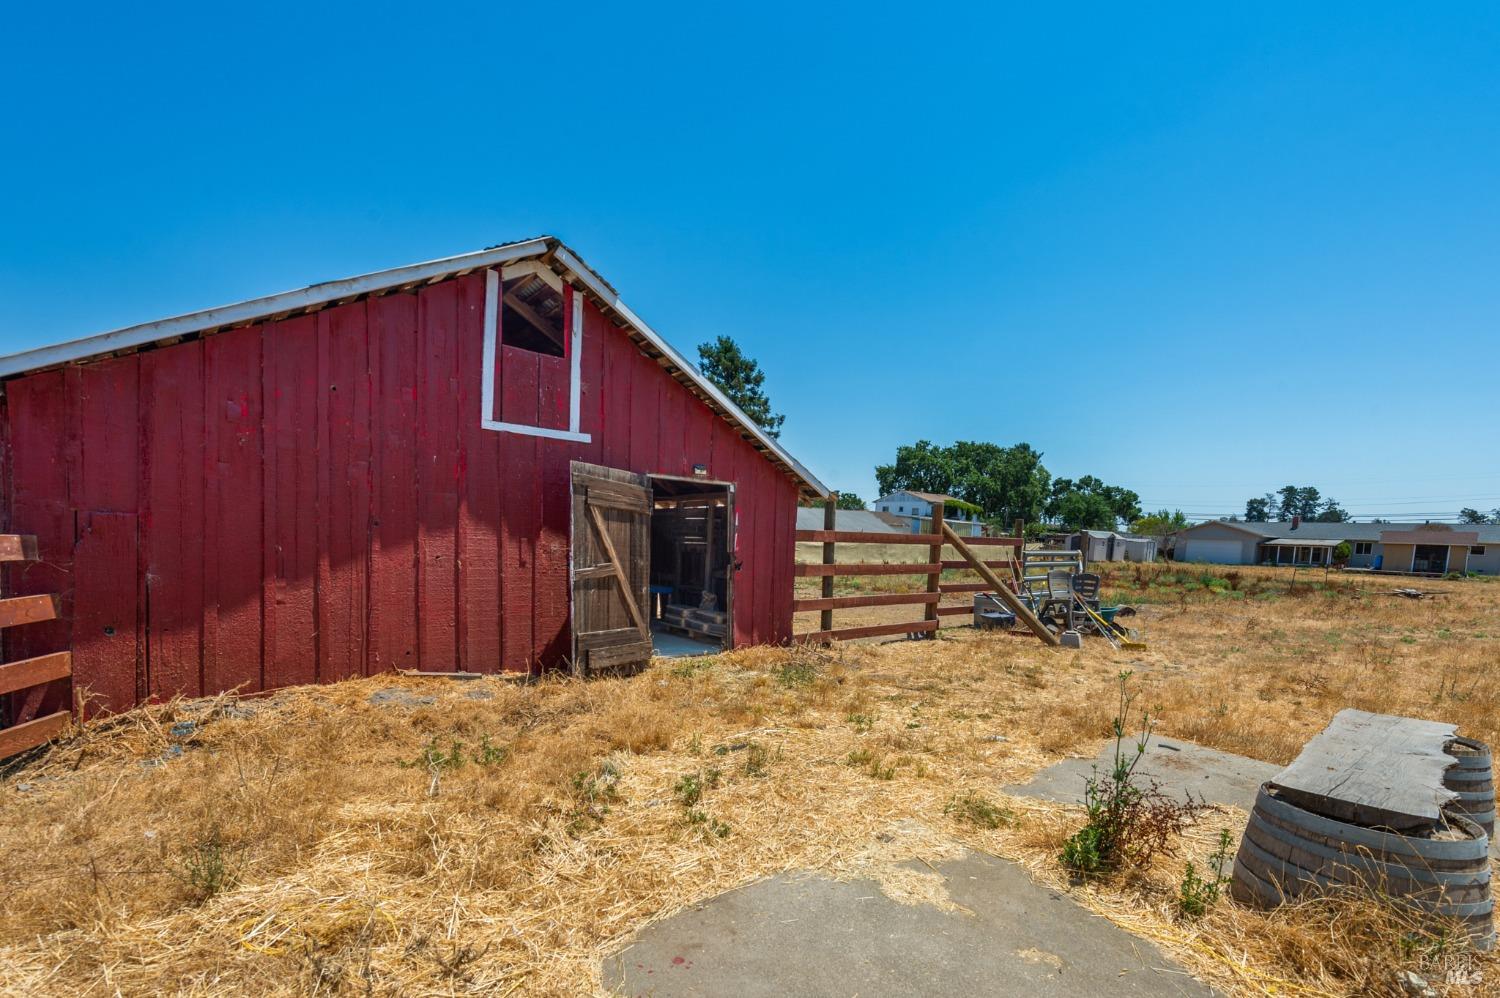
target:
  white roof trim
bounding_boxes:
[0,235,828,498]
[0,237,552,379]
[550,245,826,498]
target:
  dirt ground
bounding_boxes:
[0,564,1495,996]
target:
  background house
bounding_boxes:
[794,508,909,534]
[872,490,983,536]
[1174,520,1500,574]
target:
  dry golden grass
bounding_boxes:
[0,562,1494,996]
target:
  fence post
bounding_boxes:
[925,502,944,636]
[820,494,837,636]
[1012,518,1025,585]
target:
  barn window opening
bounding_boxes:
[648,476,733,658]
[502,274,566,356]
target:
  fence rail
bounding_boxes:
[792,498,1048,645]
[0,535,71,760]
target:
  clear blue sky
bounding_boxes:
[4,3,1498,522]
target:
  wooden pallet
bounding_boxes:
[660,603,727,640]
[0,535,71,760]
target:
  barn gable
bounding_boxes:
[0,241,822,720]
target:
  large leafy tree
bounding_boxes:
[697,336,785,439]
[836,493,867,510]
[875,440,1050,524]
[1045,475,1142,530]
[1459,507,1493,524]
[1131,509,1189,536]
[1251,485,1347,522]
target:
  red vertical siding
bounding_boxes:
[204,328,263,696]
[6,372,74,721]
[416,284,460,671]
[455,275,501,671]
[368,292,420,673]
[1,268,805,714]
[317,303,372,682]
[142,343,206,700]
[499,342,538,672]
[264,316,320,690]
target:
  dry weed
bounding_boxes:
[0,564,1493,995]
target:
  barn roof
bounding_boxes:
[0,236,827,499]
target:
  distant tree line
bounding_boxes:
[872,440,1142,532]
[1243,486,1349,523]
[1459,507,1500,524]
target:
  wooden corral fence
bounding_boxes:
[792,497,1054,645]
[0,534,72,760]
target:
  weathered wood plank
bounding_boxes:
[0,535,40,562]
[0,651,72,697]
[925,503,944,632]
[589,639,654,670]
[794,620,937,644]
[0,594,59,629]
[939,559,1012,570]
[1270,708,1460,831]
[796,530,942,545]
[793,592,940,612]
[794,563,941,577]
[586,503,649,639]
[0,711,69,759]
[941,523,1059,646]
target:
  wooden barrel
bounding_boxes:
[1231,784,1494,952]
[1445,737,1495,839]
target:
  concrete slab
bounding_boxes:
[1007,738,1280,813]
[651,627,721,659]
[603,852,1214,997]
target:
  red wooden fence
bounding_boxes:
[0,534,71,758]
[791,498,1026,644]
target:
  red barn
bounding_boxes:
[0,237,826,722]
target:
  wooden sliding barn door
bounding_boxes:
[570,462,653,674]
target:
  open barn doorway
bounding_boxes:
[648,476,734,657]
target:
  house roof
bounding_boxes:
[1181,520,1500,544]
[878,490,958,504]
[1380,529,1481,546]
[0,236,827,500]
[795,507,907,534]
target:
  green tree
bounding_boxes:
[1312,498,1349,523]
[1459,507,1490,524]
[1332,541,1352,564]
[874,440,1050,524]
[1131,509,1189,536]
[1045,475,1142,529]
[1259,486,1344,521]
[697,336,785,439]
[836,492,867,510]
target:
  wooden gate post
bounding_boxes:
[925,502,944,636]
[820,494,837,636]
[1012,518,1025,585]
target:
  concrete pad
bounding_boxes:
[651,627,721,659]
[603,852,1214,997]
[1007,738,1280,813]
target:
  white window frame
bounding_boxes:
[1354,541,1373,556]
[480,264,590,443]
[1473,545,1486,556]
